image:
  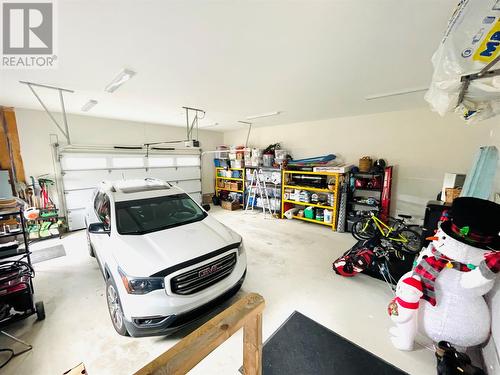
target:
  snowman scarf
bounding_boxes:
[412,246,472,306]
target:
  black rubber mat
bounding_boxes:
[30,245,66,264]
[262,311,408,375]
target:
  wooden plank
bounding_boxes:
[0,107,26,184]
[243,312,262,375]
[0,109,11,172]
[4,108,26,183]
[133,293,265,375]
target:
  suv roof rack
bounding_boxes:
[111,178,172,194]
[144,178,172,187]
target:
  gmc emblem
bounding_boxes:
[198,265,218,278]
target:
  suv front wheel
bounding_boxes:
[106,278,129,336]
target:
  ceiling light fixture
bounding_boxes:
[202,122,219,128]
[104,69,136,93]
[81,99,98,112]
[365,87,428,101]
[246,111,281,120]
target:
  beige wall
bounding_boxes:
[224,108,500,219]
[15,108,223,194]
[15,106,500,218]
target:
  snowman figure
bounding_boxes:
[389,197,500,351]
[388,275,423,351]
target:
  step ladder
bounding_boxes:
[245,169,274,216]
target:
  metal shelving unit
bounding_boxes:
[0,208,44,327]
[244,166,282,214]
[0,208,30,262]
[215,167,245,206]
[347,170,384,212]
[281,169,341,231]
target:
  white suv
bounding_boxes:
[85,179,247,337]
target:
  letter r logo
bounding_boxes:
[2,2,53,54]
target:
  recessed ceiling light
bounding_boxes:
[81,99,98,112]
[246,111,281,120]
[203,122,219,128]
[104,69,136,93]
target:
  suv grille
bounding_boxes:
[170,253,237,295]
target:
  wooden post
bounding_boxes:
[133,293,265,375]
[0,107,26,193]
[243,311,263,375]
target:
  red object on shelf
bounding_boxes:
[369,176,382,189]
[380,166,392,222]
[354,178,368,188]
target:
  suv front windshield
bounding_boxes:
[115,193,207,235]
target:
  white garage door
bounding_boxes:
[58,148,202,231]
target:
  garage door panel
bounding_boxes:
[65,189,95,210]
[146,169,174,180]
[67,209,87,231]
[108,169,151,181]
[60,150,202,231]
[63,170,111,190]
[151,167,201,181]
[174,180,201,193]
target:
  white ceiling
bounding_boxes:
[0,0,456,131]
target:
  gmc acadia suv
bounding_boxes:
[85,179,247,336]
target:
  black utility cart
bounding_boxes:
[0,208,45,327]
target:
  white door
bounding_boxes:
[59,148,202,231]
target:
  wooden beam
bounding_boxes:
[243,311,263,375]
[0,107,26,184]
[133,293,265,375]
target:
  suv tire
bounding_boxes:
[106,278,129,336]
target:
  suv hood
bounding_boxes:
[112,215,241,277]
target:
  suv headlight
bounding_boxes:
[118,267,164,295]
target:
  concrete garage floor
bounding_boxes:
[0,207,436,375]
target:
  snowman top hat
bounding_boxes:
[440,197,500,250]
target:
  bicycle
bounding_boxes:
[351,212,422,254]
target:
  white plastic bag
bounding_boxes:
[425,0,500,123]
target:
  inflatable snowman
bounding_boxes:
[388,275,423,351]
[389,197,500,351]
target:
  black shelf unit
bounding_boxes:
[0,208,31,262]
[0,208,44,327]
[346,171,385,231]
[347,201,380,209]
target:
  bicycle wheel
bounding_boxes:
[352,217,377,241]
[397,229,422,254]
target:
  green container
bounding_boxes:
[304,207,315,219]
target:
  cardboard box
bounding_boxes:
[221,200,240,211]
[445,188,462,203]
[441,173,466,202]
[202,193,213,204]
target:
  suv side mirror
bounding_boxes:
[88,222,110,234]
[202,204,211,212]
